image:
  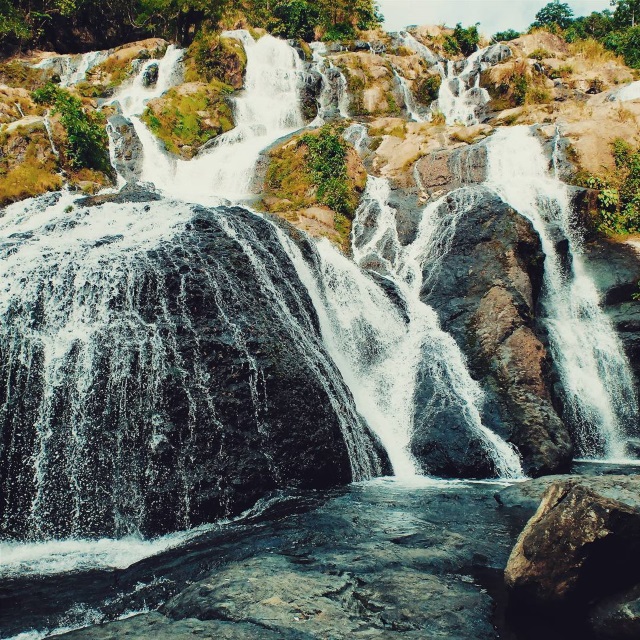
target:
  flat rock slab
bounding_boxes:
[496,473,640,516]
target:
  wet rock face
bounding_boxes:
[583,239,640,400]
[416,189,572,477]
[142,62,159,87]
[505,478,640,609]
[0,203,387,541]
[107,114,143,182]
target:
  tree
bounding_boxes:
[611,0,640,27]
[532,1,574,30]
[493,28,520,42]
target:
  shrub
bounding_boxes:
[415,74,442,106]
[528,48,553,60]
[493,29,521,42]
[452,22,480,56]
[300,124,357,217]
[32,83,110,172]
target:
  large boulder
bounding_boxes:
[505,478,640,609]
[0,197,388,541]
[414,188,572,477]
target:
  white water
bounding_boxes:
[309,43,350,123]
[136,31,305,202]
[609,80,640,102]
[35,50,109,87]
[486,126,639,458]
[436,48,490,126]
[288,175,523,478]
[397,31,439,66]
[392,68,425,122]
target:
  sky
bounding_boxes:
[378,0,611,36]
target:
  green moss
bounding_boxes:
[142,82,235,158]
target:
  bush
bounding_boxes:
[493,29,520,42]
[300,124,356,217]
[453,22,480,56]
[531,1,574,30]
[415,74,441,106]
[32,83,110,172]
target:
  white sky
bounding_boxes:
[378,0,611,36]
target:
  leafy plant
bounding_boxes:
[32,83,111,172]
[493,29,520,42]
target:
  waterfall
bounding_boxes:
[0,190,383,540]
[34,50,109,87]
[436,50,490,126]
[167,31,305,202]
[486,126,639,459]
[397,31,439,66]
[392,68,425,122]
[309,43,350,123]
[282,175,523,479]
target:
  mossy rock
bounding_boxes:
[185,32,247,88]
[141,81,235,159]
[415,74,442,107]
[0,124,62,205]
[262,125,367,252]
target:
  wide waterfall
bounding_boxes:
[486,126,639,459]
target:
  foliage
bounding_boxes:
[32,83,110,172]
[493,29,520,42]
[415,74,442,106]
[443,22,480,56]
[532,1,575,30]
[578,138,640,234]
[300,124,356,217]
[269,0,320,40]
[528,48,553,60]
[186,29,246,84]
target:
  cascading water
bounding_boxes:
[165,31,305,201]
[309,43,350,123]
[397,31,439,66]
[281,174,523,479]
[35,50,109,87]
[486,126,639,459]
[392,68,425,122]
[436,49,490,126]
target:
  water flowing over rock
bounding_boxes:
[0,193,387,541]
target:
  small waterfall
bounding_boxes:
[34,50,109,87]
[309,43,350,122]
[397,31,439,66]
[392,68,425,122]
[486,126,639,459]
[286,174,523,478]
[436,50,490,126]
[43,110,59,157]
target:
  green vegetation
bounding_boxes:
[443,22,480,56]
[1,0,382,52]
[32,83,111,172]
[0,126,62,205]
[141,81,234,157]
[185,29,247,84]
[493,29,520,42]
[529,0,640,68]
[577,139,640,235]
[301,124,357,217]
[415,74,441,107]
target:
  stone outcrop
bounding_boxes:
[0,199,388,541]
[107,114,143,182]
[414,189,572,477]
[583,239,640,399]
[505,478,640,608]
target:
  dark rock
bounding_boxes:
[354,40,371,51]
[480,44,512,66]
[300,70,322,122]
[106,114,144,183]
[415,188,572,477]
[505,478,640,609]
[136,48,151,60]
[583,239,640,398]
[590,583,640,639]
[142,62,159,87]
[74,184,161,207]
[0,202,388,540]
